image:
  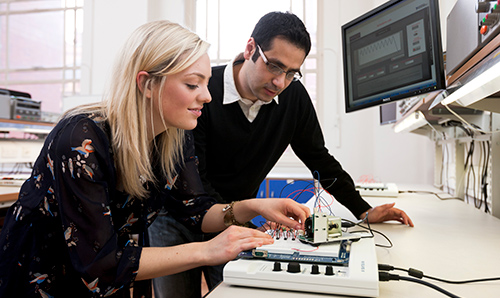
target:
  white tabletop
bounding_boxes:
[206,185,500,297]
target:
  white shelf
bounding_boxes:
[0,119,54,135]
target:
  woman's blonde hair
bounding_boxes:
[64,20,210,198]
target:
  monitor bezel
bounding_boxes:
[341,0,445,113]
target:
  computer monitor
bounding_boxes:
[342,0,445,113]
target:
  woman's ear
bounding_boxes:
[136,71,152,98]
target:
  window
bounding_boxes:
[0,0,84,116]
[193,0,319,167]
[194,0,317,106]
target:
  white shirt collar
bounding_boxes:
[223,55,279,106]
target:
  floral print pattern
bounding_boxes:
[0,114,216,297]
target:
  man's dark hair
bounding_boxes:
[251,11,311,62]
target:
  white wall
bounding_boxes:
[65,0,186,110]
[313,0,456,185]
[74,0,457,186]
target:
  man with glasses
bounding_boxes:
[149,11,413,298]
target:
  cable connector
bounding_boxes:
[378,264,394,271]
[408,268,424,279]
[378,271,400,282]
[341,221,355,228]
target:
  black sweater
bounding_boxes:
[193,65,371,218]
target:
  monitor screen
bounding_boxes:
[342,0,445,113]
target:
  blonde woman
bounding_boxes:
[0,20,309,298]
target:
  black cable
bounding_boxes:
[398,190,461,200]
[378,272,461,298]
[422,273,500,285]
[482,140,490,213]
[342,218,393,248]
[379,264,500,284]
[475,141,484,209]
[7,162,23,175]
[463,139,474,205]
[464,137,492,212]
[320,177,338,190]
[278,179,313,201]
[309,171,337,216]
[441,120,473,204]
[399,190,436,195]
[272,174,392,248]
[469,122,489,209]
[443,120,492,212]
[464,137,474,172]
[471,140,483,209]
[470,143,477,207]
[441,120,471,138]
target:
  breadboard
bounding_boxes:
[355,182,399,197]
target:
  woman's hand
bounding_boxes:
[244,198,311,231]
[202,198,310,233]
[137,226,274,279]
[202,225,274,266]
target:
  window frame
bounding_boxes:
[190,0,322,168]
[0,0,84,114]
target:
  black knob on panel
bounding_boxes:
[493,4,500,13]
[273,261,282,271]
[325,265,334,276]
[287,262,301,273]
[311,264,320,274]
[476,1,490,13]
[482,13,500,26]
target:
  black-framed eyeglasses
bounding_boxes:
[257,44,302,81]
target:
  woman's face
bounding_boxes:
[151,53,212,133]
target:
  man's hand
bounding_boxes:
[361,203,414,227]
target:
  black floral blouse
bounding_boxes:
[0,114,216,297]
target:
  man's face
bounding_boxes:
[242,37,306,102]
